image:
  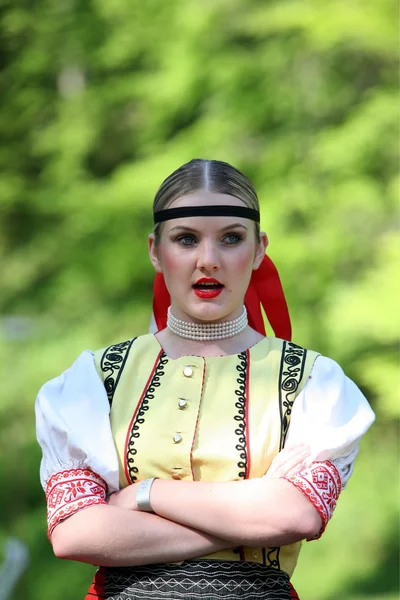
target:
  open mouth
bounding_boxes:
[193,278,224,290]
[192,282,224,291]
[192,279,224,298]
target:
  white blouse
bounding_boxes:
[35,350,375,537]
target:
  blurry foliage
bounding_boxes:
[0,0,398,598]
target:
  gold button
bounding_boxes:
[178,399,188,409]
[173,433,183,444]
[172,474,181,480]
[252,550,259,559]
[183,366,193,377]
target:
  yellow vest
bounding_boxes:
[95,333,318,577]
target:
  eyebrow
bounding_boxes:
[169,223,248,233]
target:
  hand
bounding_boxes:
[106,484,139,511]
[263,444,310,479]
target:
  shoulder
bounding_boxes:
[37,349,96,402]
[310,354,345,378]
[271,338,320,378]
[35,349,110,437]
[94,335,138,358]
[307,354,362,397]
[94,333,154,360]
[298,350,372,417]
[296,353,375,441]
[250,336,320,373]
[265,336,320,358]
[93,333,159,380]
[267,339,352,382]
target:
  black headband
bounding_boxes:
[153,205,260,224]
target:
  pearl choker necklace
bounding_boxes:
[167,306,248,341]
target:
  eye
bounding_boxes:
[223,232,243,245]
[176,234,197,246]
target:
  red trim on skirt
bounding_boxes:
[290,581,300,599]
[85,567,105,599]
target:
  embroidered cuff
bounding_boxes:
[284,461,342,541]
[46,468,107,536]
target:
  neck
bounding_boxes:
[155,326,264,359]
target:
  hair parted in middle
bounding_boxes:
[152,159,261,244]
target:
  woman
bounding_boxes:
[36,159,375,599]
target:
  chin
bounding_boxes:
[186,302,236,323]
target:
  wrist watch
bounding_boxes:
[136,477,157,512]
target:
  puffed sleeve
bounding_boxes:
[35,350,120,536]
[283,355,375,540]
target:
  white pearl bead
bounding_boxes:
[166,306,248,341]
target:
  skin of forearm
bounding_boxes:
[51,504,232,566]
[149,477,322,547]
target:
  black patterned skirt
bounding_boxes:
[85,560,299,599]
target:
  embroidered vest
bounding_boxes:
[95,333,319,577]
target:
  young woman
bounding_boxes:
[36,159,375,599]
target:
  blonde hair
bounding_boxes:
[153,159,260,244]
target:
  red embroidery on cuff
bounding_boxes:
[46,468,107,536]
[284,461,342,541]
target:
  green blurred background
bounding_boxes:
[0,0,398,598]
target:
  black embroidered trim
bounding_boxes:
[234,351,248,480]
[100,338,137,407]
[126,352,168,483]
[263,342,307,571]
[278,341,307,451]
[266,547,281,570]
[104,560,292,599]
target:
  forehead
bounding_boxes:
[163,191,249,231]
[168,191,246,209]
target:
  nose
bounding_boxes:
[196,240,220,272]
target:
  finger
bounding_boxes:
[274,445,309,469]
[284,460,309,479]
[268,446,310,478]
[268,445,308,468]
[264,444,310,478]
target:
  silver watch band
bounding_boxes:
[136,477,157,512]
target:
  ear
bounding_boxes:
[253,231,268,270]
[148,233,163,273]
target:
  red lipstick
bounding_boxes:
[192,278,224,299]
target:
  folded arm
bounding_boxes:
[49,444,317,564]
[101,443,321,548]
[51,504,232,566]
[37,351,375,565]
[135,476,321,547]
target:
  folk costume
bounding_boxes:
[36,204,375,599]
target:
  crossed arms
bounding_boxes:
[51,445,323,566]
